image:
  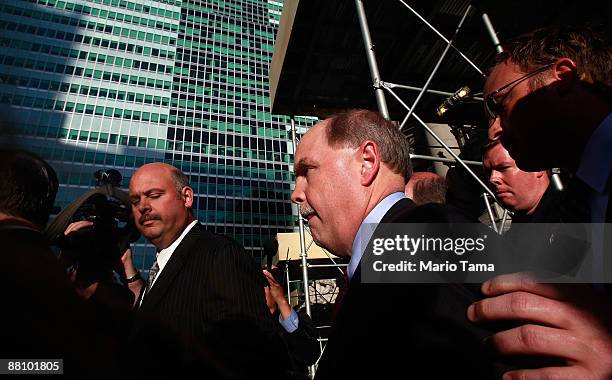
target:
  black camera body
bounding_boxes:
[45,170,140,276]
[62,194,138,266]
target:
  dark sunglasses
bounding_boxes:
[484,63,555,121]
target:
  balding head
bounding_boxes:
[129,163,195,250]
[405,172,447,205]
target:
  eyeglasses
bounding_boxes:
[484,63,554,121]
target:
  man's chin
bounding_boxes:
[310,229,328,250]
[309,228,321,244]
[139,229,161,242]
[499,202,517,212]
[310,234,343,256]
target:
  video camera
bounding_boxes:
[44,169,140,274]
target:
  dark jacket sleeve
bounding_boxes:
[204,236,276,332]
[282,309,320,366]
[202,236,286,379]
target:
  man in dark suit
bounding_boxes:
[291,110,503,378]
[129,163,280,378]
[471,25,612,379]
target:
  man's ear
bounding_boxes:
[552,58,578,96]
[359,141,380,186]
[182,186,194,208]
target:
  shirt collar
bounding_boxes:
[156,219,199,272]
[347,192,406,280]
[576,112,612,193]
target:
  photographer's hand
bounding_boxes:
[64,220,95,236]
[64,221,97,300]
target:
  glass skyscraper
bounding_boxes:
[0,0,315,270]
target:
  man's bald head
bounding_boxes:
[129,163,195,250]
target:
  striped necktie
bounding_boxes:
[146,256,160,294]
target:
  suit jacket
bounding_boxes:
[132,223,281,379]
[314,199,504,379]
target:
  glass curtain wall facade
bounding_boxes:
[0,0,316,270]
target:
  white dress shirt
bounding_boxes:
[348,192,406,281]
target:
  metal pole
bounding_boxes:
[355,0,390,120]
[285,262,291,306]
[499,209,509,234]
[396,0,484,77]
[382,81,483,100]
[383,84,498,200]
[482,193,499,233]
[308,264,349,268]
[481,12,503,54]
[399,4,473,131]
[409,154,483,167]
[290,118,312,318]
[551,168,564,191]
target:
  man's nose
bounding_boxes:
[137,198,151,213]
[489,171,502,186]
[291,180,305,205]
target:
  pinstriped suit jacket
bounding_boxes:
[139,223,271,334]
[134,223,280,377]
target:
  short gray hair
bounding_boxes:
[169,167,193,215]
[326,109,412,180]
[170,167,191,195]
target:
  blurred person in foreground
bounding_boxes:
[470,24,612,379]
[0,149,122,379]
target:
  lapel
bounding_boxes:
[139,223,204,313]
[321,198,418,370]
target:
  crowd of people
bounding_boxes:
[1,23,610,379]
